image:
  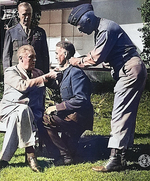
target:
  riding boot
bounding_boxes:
[92,148,127,172]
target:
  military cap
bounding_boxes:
[68,3,93,26]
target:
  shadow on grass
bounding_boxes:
[126,163,150,171]
[8,156,51,172]
[134,133,150,139]
[8,161,50,172]
[35,134,150,160]
[127,143,150,162]
[9,162,27,168]
[13,153,25,158]
[35,135,110,163]
[35,134,150,170]
[7,134,150,171]
[77,135,150,171]
[76,135,110,163]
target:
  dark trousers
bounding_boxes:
[36,118,60,159]
[44,114,85,159]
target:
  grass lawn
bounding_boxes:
[0,78,150,181]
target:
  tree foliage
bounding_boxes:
[139,0,150,67]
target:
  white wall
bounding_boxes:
[120,23,143,52]
[92,0,145,53]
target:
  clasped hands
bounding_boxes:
[42,69,62,83]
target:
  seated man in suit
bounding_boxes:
[43,41,94,165]
[0,45,56,172]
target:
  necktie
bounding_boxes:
[25,28,29,36]
[27,71,31,78]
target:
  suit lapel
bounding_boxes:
[16,64,29,80]
[17,23,28,38]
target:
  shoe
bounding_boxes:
[64,155,73,165]
[92,156,127,172]
[27,156,41,172]
[92,149,127,172]
[0,160,9,169]
[54,155,73,166]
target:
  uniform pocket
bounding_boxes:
[60,86,73,100]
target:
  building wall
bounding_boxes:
[92,0,145,53]
[39,0,145,67]
[39,8,84,67]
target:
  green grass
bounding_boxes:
[0,79,150,181]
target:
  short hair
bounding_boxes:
[18,2,33,13]
[56,41,75,59]
[17,45,36,59]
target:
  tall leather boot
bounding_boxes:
[46,128,73,166]
[92,148,127,172]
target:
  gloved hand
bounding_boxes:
[45,105,57,115]
[43,112,56,127]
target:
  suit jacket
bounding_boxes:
[0,64,45,123]
[55,65,93,131]
[0,65,46,159]
[2,23,50,73]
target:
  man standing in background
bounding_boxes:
[2,2,49,74]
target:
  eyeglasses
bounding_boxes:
[21,54,36,61]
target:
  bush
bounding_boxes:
[139,0,150,67]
